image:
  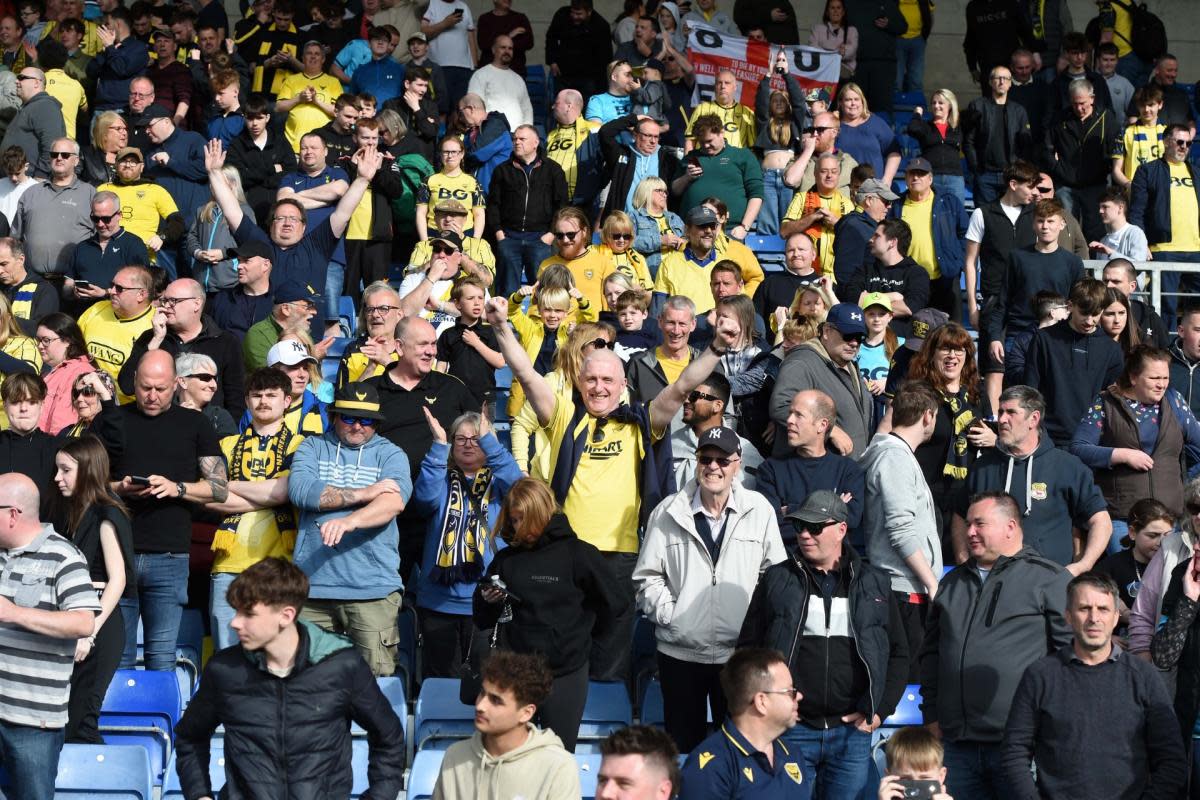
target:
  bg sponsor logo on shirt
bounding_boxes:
[1170,175,1195,188]
[435,187,474,201]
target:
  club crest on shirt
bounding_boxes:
[785,762,802,784]
[698,752,714,769]
[1030,482,1048,501]
[742,767,754,782]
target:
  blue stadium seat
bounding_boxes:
[339,295,357,333]
[577,753,603,800]
[162,743,226,799]
[893,91,927,112]
[326,336,351,359]
[100,669,183,784]
[406,748,445,800]
[350,737,370,798]
[322,357,341,384]
[414,678,476,751]
[744,233,787,271]
[883,685,924,728]
[640,677,664,727]
[577,682,633,753]
[56,743,154,800]
[351,676,408,741]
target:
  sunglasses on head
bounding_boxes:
[340,416,377,427]
[698,454,737,467]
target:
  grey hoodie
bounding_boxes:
[433,725,580,800]
[769,337,873,458]
[0,91,65,178]
[861,432,941,594]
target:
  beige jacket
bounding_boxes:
[433,725,581,800]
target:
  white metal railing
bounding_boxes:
[1085,259,1200,314]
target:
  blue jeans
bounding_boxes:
[933,174,966,209]
[0,720,65,800]
[324,260,345,323]
[757,168,794,236]
[1149,251,1200,329]
[894,36,927,93]
[943,740,1010,800]
[781,723,872,800]
[119,552,190,671]
[973,171,1006,205]
[210,571,238,652]
[496,232,552,298]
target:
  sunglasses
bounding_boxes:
[698,454,737,467]
[1174,138,1193,148]
[340,416,377,427]
[686,390,720,403]
[185,373,217,383]
[1187,503,1200,516]
[431,244,458,255]
[50,151,75,160]
[794,520,834,535]
[841,333,866,344]
[610,233,633,241]
[71,386,98,398]
[90,212,119,224]
[1035,185,1053,193]
[586,338,613,350]
[553,230,579,240]
[110,283,143,294]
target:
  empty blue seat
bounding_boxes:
[577,682,632,752]
[56,743,154,800]
[415,678,476,751]
[100,669,183,783]
[884,685,923,727]
[338,295,357,333]
[577,753,603,800]
[744,233,787,258]
[893,91,927,111]
[350,737,370,798]
[407,749,445,800]
[326,337,351,359]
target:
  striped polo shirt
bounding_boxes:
[0,525,99,729]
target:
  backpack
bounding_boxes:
[1109,0,1168,62]
[388,153,435,237]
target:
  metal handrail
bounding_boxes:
[1085,259,1200,312]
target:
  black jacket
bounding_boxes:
[381,94,439,162]
[737,545,908,724]
[598,114,682,219]
[118,314,246,417]
[905,117,964,176]
[733,0,800,44]
[963,0,1034,76]
[1043,70,1114,121]
[226,124,298,223]
[544,7,613,86]
[964,96,1033,175]
[474,514,630,677]
[485,151,568,234]
[1130,158,1200,247]
[1042,107,1119,188]
[975,199,1036,300]
[174,621,406,800]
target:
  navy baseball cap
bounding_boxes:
[273,280,321,305]
[825,303,867,337]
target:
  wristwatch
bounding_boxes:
[176,481,186,498]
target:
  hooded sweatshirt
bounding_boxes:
[1022,319,1124,446]
[769,338,873,458]
[861,432,942,594]
[288,430,412,600]
[962,434,1108,566]
[433,725,580,800]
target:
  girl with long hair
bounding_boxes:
[53,436,135,743]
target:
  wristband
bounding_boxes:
[423,275,435,286]
[709,342,729,357]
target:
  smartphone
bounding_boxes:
[130,476,152,487]
[687,152,701,168]
[75,280,92,289]
[631,65,645,79]
[895,780,941,798]
[774,65,786,74]
[973,417,998,434]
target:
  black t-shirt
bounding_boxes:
[111,404,222,554]
[1096,548,1148,613]
[370,369,477,481]
[436,320,500,405]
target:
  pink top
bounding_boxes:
[809,22,858,74]
[38,356,95,434]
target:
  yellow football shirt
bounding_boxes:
[545,118,592,199]
[657,347,690,384]
[901,193,939,279]
[44,69,86,140]
[655,250,719,313]
[1115,123,1165,182]
[538,247,612,311]
[1153,162,1200,253]
[277,71,343,153]
[420,172,486,234]
[99,182,179,248]
[686,101,757,149]
[78,300,154,404]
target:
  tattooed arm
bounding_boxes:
[317,480,403,510]
[182,456,229,503]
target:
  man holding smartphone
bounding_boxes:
[420,0,477,111]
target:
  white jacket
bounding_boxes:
[634,480,787,664]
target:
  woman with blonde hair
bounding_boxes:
[476,477,627,751]
[188,165,256,293]
[411,409,522,678]
[907,89,965,206]
[835,83,902,186]
[80,111,128,184]
[786,279,837,324]
[631,177,684,279]
[596,211,653,294]
[0,291,40,428]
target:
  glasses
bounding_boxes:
[936,345,967,355]
[1034,185,1053,193]
[810,126,834,133]
[686,390,720,404]
[90,211,119,224]
[586,338,613,350]
[110,283,144,294]
[636,131,660,140]
[129,90,154,98]
[453,435,479,446]
[1187,503,1200,516]
[365,304,400,316]
[50,151,76,160]
[991,75,1012,82]
[841,332,866,344]
[610,233,633,241]
[440,150,462,157]
[340,416,377,427]
[698,454,738,467]
[553,230,579,240]
[184,373,217,383]
[1174,138,1193,148]
[272,216,303,225]
[795,520,834,535]
[695,223,718,231]
[35,335,59,346]
[71,385,97,398]
[159,296,200,308]
[761,687,801,699]
[431,244,458,255]
[15,74,38,82]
